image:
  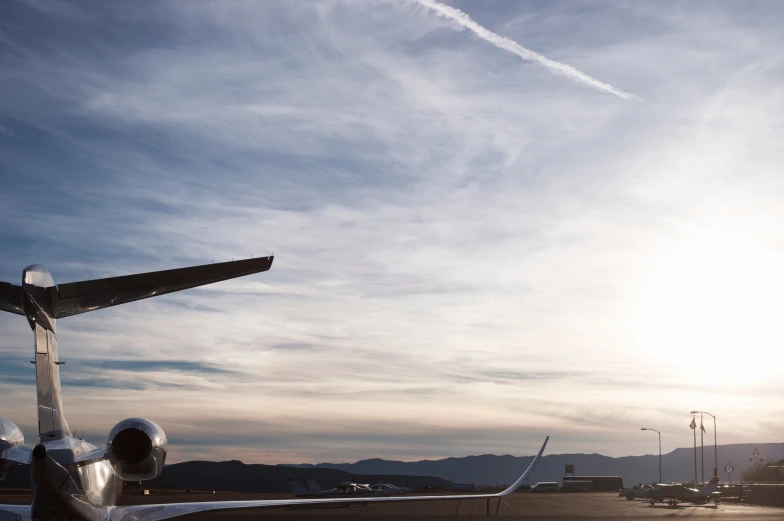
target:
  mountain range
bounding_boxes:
[2,442,781,493]
[280,442,784,486]
[0,460,450,493]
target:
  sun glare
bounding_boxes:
[637,235,784,386]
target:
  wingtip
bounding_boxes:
[498,436,550,496]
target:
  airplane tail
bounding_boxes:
[1,258,274,442]
[703,476,720,491]
[307,480,322,492]
[286,477,310,496]
[33,322,70,441]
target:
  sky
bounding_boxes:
[2,0,784,465]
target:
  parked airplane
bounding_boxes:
[291,478,410,497]
[371,482,411,495]
[0,258,549,521]
[287,479,379,498]
[645,478,721,506]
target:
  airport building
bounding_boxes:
[446,483,476,492]
[561,476,623,492]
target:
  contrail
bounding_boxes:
[411,0,638,100]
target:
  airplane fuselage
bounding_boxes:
[645,484,720,506]
[16,266,125,520]
[31,437,123,521]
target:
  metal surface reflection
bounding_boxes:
[0,255,548,521]
[0,258,274,521]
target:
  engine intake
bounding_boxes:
[0,418,25,480]
[107,418,167,481]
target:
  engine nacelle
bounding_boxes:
[0,418,25,480]
[106,418,167,481]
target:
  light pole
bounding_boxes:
[641,428,662,483]
[700,413,704,483]
[691,411,717,479]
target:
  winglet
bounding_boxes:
[498,436,549,496]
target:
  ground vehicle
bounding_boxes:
[566,476,623,491]
[531,482,560,493]
[621,484,655,500]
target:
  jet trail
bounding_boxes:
[411,0,637,100]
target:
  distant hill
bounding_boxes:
[3,442,782,493]
[145,460,450,493]
[0,460,450,493]
[280,443,784,486]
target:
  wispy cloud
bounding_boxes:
[409,0,638,99]
[1,0,784,464]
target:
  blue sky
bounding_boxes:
[2,0,784,464]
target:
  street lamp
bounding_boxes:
[641,428,662,483]
[691,411,717,479]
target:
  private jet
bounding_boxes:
[371,482,411,495]
[287,479,379,498]
[644,478,721,507]
[0,258,549,521]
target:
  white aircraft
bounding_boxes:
[287,479,379,498]
[371,482,411,495]
[0,258,549,521]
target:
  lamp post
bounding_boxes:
[641,428,662,483]
[700,413,704,483]
[691,411,717,479]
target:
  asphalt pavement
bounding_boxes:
[2,490,782,520]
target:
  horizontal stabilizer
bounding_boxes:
[72,448,108,466]
[0,282,24,316]
[1,444,31,465]
[49,256,274,319]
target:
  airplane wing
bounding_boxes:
[0,505,31,521]
[0,282,24,315]
[107,436,548,521]
[48,256,274,319]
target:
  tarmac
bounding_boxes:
[2,490,783,520]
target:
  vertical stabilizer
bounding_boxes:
[33,323,70,441]
[286,478,310,496]
[21,265,71,441]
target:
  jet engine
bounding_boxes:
[106,418,167,481]
[0,418,25,480]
